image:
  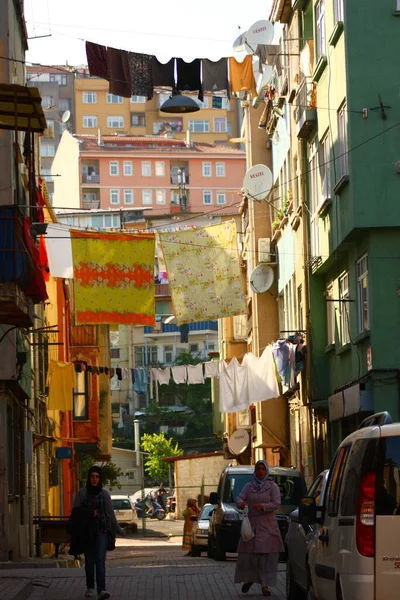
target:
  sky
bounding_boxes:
[25,0,273,66]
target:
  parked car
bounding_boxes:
[208,465,306,561]
[286,469,329,599]
[296,411,400,600]
[111,495,137,531]
[190,503,215,557]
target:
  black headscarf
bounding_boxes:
[86,465,103,495]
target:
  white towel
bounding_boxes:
[187,364,204,384]
[155,367,171,385]
[204,360,219,379]
[122,368,130,380]
[46,224,74,279]
[244,347,279,403]
[219,357,249,413]
[171,365,187,384]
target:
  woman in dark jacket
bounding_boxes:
[71,466,123,600]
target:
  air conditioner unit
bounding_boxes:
[258,238,276,264]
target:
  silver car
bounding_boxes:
[191,503,215,557]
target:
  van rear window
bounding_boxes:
[376,436,400,516]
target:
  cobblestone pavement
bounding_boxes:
[0,538,287,600]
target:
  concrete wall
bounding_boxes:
[104,448,140,496]
[52,130,81,209]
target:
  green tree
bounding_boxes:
[140,431,183,480]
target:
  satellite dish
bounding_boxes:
[243,164,273,201]
[61,110,71,123]
[232,32,253,55]
[249,264,274,294]
[228,429,250,455]
[246,20,274,47]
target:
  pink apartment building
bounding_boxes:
[52,131,246,216]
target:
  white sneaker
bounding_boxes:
[85,590,95,598]
[98,592,111,600]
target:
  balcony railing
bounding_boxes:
[170,173,189,185]
[155,283,170,296]
[294,77,317,138]
[82,173,100,184]
[144,320,218,335]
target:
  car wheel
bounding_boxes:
[214,530,226,561]
[286,561,305,600]
[191,545,201,557]
[207,535,214,559]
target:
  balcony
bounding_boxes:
[294,77,317,139]
[82,161,100,184]
[82,173,100,184]
[155,283,170,297]
[170,172,189,185]
[144,320,218,335]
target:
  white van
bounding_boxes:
[298,412,400,600]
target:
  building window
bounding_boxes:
[124,190,134,204]
[109,161,119,176]
[59,99,70,111]
[189,343,199,354]
[83,115,97,128]
[123,161,132,176]
[107,115,124,128]
[308,138,320,257]
[41,95,54,108]
[315,0,326,62]
[153,120,183,134]
[131,112,146,127]
[213,117,227,133]
[83,91,97,104]
[82,193,97,201]
[142,161,151,176]
[130,95,147,103]
[171,189,180,204]
[203,190,212,205]
[135,345,158,366]
[164,345,174,364]
[155,161,165,177]
[297,285,303,332]
[216,162,225,177]
[334,0,344,22]
[142,189,152,205]
[50,73,67,85]
[194,96,210,108]
[202,162,212,177]
[156,190,166,205]
[319,132,331,201]
[339,272,350,345]
[337,102,348,180]
[73,370,89,420]
[110,189,120,204]
[188,120,210,133]
[326,284,335,345]
[106,93,124,104]
[216,192,226,205]
[40,142,55,157]
[357,254,369,332]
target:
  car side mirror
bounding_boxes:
[209,492,219,505]
[299,496,317,526]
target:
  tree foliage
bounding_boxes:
[140,431,183,480]
[78,454,123,491]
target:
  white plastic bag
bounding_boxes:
[240,506,255,542]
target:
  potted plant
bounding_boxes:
[272,219,281,231]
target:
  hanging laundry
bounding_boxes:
[118,406,126,429]
[47,360,76,411]
[159,220,246,325]
[152,367,171,386]
[258,100,272,130]
[229,56,256,93]
[122,368,130,380]
[116,368,122,381]
[46,224,74,279]
[244,347,279,403]
[109,368,115,378]
[212,96,223,109]
[151,57,175,88]
[187,364,204,385]
[133,368,148,394]
[70,230,155,326]
[219,357,249,413]
[202,58,230,98]
[23,218,48,303]
[127,52,153,99]
[179,324,189,343]
[38,235,50,282]
[171,365,187,384]
[131,368,135,385]
[85,41,109,80]
[176,58,203,101]
[108,47,132,97]
[204,361,219,379]
[272,340,290,379]
[128,398,135,415]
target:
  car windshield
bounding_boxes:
[199,505,215,521]
[112,499,131,510]
[223,472,304,510]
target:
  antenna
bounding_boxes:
[242,164,273,201]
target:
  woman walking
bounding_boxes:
[235,460,284,596]
[182,498,200,556]
[70,466,123,599]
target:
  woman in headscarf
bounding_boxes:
[234,460,284,596]
[70,466,123,600]
[182,498,200,556]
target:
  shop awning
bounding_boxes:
[0,84,46,132]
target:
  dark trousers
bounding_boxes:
[84,531,108,593]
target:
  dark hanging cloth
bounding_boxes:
[177,58,203,101]
[108,47,132,97]
[127,52,154,100]
[116,368,122,381]
[202,58,230,99]
[85,41,109,80]
[179,324,189,344]
[151,57,175,88]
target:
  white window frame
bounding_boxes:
[142,161,151,177]
[202,162,212,177]
[339,272,350,345]
[203,190,212,205]
[357,254,369,333]
[315,0,326,62]
[83,91,97,104]
[194,96,210,108]
[106,93,124,104]
[216,192,226,205]
[107,115,124,129]
[124,189,134,205]
[171,189,180,204]
[155,161,165,177]
[123,161,132,176]
[156,189,166,205]
[326,283,335,345]
[216,162,225,177]
[40,142,55,157]
[334,0,344,22]
[130,95,147,103]
[188,120,210,133]
[83,115,97,128]
[142,189,152,205]
[337,102,348,180]
[213,117,227,133]
[319,132,331,202]
[164,345,174,364]
[109,161,119,176]
[110,189,120,205]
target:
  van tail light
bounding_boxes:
[356,472,376,558]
